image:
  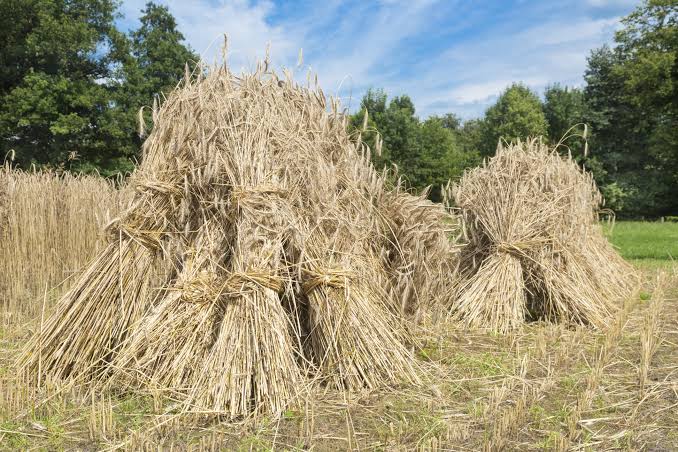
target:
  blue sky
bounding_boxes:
[117,0,639,119]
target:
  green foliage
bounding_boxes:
[584,1,677,217]
[379,94,422,174]
[419,117,466,188]
[543,84,585,148]
[480,83,548,156]
[125,2,198,111]
[599,181,629,212]
[349,88,390,169]
[0,0,128,173]
[351,89,478,201]
[0,420,30,449]
[114,2,198,167]
[0,0,196,175]
[603,221,678,260]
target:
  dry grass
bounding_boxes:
[451,139,638,332]
[0,60,674,450]
[0,165,127,316]
[638,272,666,396]
[1,237,676,449]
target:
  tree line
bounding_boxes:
[1,1,676,217]
[350,1,676,217]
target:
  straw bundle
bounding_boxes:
[0,167,7,233]
[377,184,459,319]
[18,57,456,417]
[298,211,420,391]
[451,139,636,332]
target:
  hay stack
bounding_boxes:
[451,139,637,332]
[19,59,456,417]
[377,183,459,319]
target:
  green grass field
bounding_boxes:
[604,220,678,261]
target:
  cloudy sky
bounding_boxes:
[117,0,639,119]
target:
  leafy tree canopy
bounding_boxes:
[351,89,479,201]
[480,83,548,156]
[0,0,129,172]
[584,0,677,216]
[0,0,197,175]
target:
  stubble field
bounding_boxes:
[0,170,676,451]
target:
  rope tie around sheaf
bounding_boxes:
[105,180,180,251]
[179,267,355,302]
[224,270,285,294]
[178,269,285,304]
[301,268,354,294]
[134,179,183,197]
[107,220,165,250]
[231,185,287,204]
[493,239,548,257]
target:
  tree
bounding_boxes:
[541,84,609,197]
[584,1,677,217]
[543,84,586,145]
[454,119,483,165]
[418,116,477,200]
[614,0,677,216]
[350,90,421,176]
[0,0,131,172]
[437,113,462,131]
[351,90,478,200]
[379,95,422,174]
[127,2,198,106]
[481,83,548,156]
[0,0,41,96]
[0,1,200,175]
[350,88,389,167]
[112,2,198,167]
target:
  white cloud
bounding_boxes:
[584,0,637,7]
[515,17,621,47]
[120,0,301,71]
[120,0,438,99]
[118,0,635,119]
[447,77,548,104]
[408,13,627,118]
[302,0,440,97]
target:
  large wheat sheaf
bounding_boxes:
[451,139,637,332]
[18,59,458,418]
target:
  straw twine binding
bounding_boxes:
[301,268,354,293]
[231,185,287,201]
[493,239,549,257]
[109,223,164,250]
[178,270,285,304]
[180,268,354,304]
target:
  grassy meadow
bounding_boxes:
[605,220,678,260]
[1,215,676,450]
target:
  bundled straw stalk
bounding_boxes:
[451,138,637,332]
[19,55,452,418]
[298,212,420,391]
[377,184,459,319]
